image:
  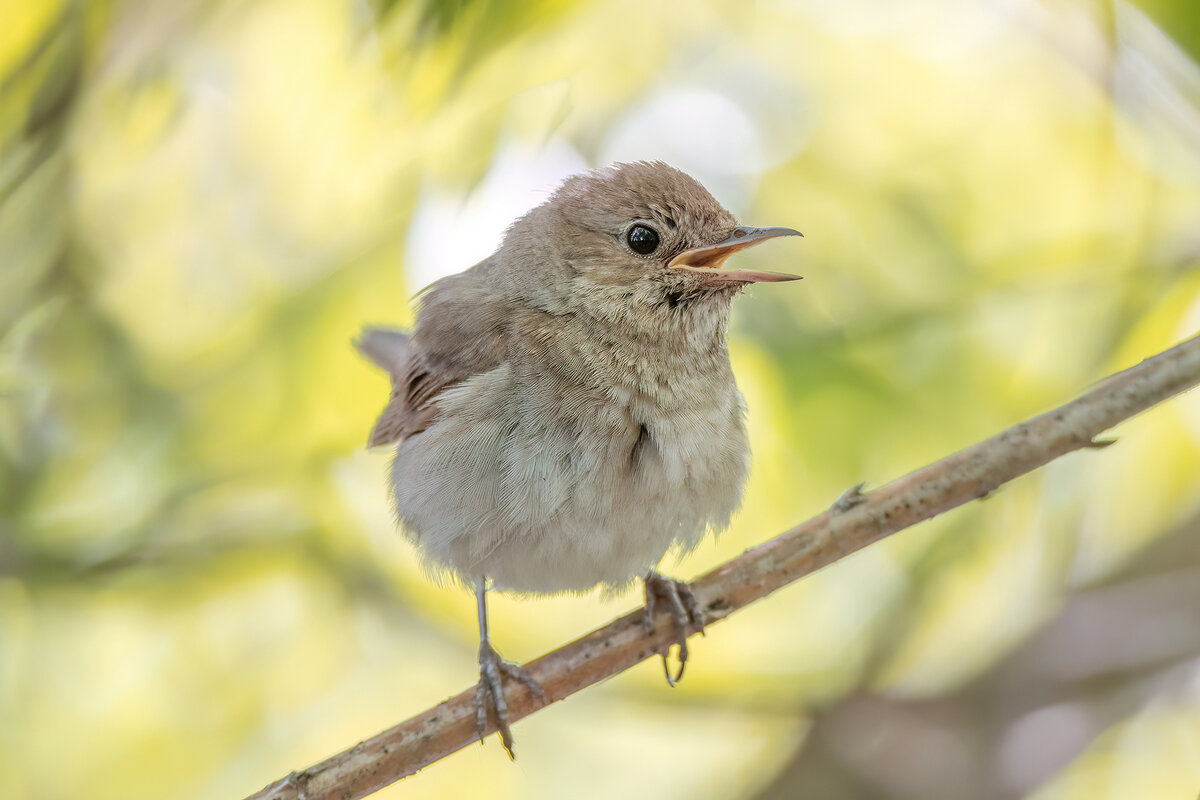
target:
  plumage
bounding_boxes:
[360,162,801,595]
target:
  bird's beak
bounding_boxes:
[668,226,803,283]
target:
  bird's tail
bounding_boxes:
[355,327,409,381]
[355,326,411,447]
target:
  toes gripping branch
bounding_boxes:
[475,641,545,758]
[643,571,707,686]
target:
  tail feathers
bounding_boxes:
[356,326,411,447]
[355,327,410,380]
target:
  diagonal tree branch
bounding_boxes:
[247,333,1200,800]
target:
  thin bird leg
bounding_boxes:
[474,580,546,759]
[643,571,707,687]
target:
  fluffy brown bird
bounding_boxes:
[358,161,801,755]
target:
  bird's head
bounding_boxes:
[499,162,801,335]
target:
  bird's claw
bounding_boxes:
[643,571,706,687]
[475,640,546,759]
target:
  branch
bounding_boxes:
[247,333,1200,800]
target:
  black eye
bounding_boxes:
[626,224,660,255]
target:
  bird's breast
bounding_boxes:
[390,334,751,593]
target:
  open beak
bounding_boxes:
[668,226,803,283]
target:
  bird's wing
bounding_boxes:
[357,270,511,447]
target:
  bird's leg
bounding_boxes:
[474,580,546,759]
[643,571,707,687]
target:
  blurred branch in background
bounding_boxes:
[247,335,1200,800]
[754,506,1200,800]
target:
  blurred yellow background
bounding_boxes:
[3,1,1200,798]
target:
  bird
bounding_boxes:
[357,161,801,756]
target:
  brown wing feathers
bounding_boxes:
[357,266,512,447]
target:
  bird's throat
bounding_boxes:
[659,280,741,312]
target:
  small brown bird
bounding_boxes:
[358,161,800,755]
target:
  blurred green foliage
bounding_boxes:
[1132,0,1200,61]
[2,1,1199,799]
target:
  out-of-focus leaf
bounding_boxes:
[1129,0,1200,63]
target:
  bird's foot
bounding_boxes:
[475,640,546,759]
[643,571,706,687]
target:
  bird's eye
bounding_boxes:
[626,224,660,255]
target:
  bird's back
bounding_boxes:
[358,262,514,447]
